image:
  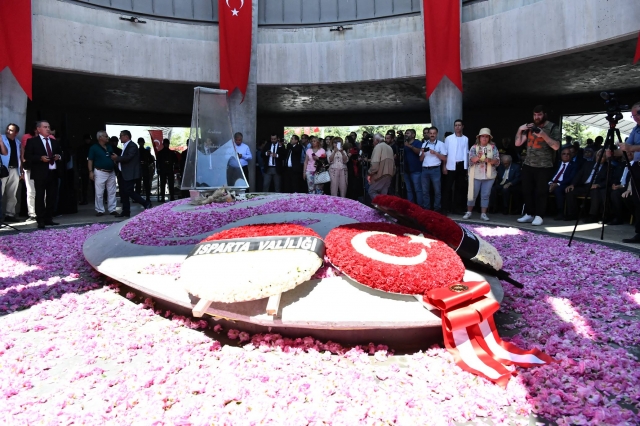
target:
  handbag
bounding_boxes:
[0,156,8,179]
[314,169,331,184]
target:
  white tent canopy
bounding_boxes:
[563,111,636,140]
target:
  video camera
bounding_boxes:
[360,135,374,159]
[600,92,628,124]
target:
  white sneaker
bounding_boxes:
[517,214,534,223]
[462,212,472,219]
[481,213,490,221]
[531,216,544,226]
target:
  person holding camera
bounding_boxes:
[515,105,561,226]
[462,128,500,221]
[402,129,423,206]
[327,137,348,197]
[419,126,447,212]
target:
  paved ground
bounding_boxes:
[2,196,639,254]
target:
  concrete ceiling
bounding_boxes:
[32,38,640,118]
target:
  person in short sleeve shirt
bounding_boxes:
[514,105,561,226]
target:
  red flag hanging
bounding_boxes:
[422,0,462,98]
[634,32,640,64]
[0,0,32,99]
[149,130,164,153]
[219,0,253,99]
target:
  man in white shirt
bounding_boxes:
[442,119,469,215]
[227,132,253,187]
[419,127,447,212]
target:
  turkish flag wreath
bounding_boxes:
[326,222,551,387]
[423,0,462,98]
[219,0,253,99]
[0,0,32,99]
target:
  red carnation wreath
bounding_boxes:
[371,195,523,288]
[325,222,465,295]
[202,223,320,242]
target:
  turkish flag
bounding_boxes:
[219,0,252,99]
[634,32,640,64]
[0,0,32,99]
[149,130,164,153]
[422,0,462,98]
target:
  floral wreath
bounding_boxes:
[371,195,522,288]
[182,224,324,303]
[325,222,465,295]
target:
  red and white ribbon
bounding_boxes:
[426,282,552,387]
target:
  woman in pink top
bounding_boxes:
[303,137,326,194]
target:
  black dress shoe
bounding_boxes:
[564,215,578,221]
[44,220,59,226]
[622,234,640,243]
[109,211,119,216]
[96,212,104,217]
[607,218,623,226]
[115,213,130,218]
[582,216,598,224]
[553,214,565,221]
[4,215,18,223]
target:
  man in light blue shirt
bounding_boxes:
[619,101,640,243]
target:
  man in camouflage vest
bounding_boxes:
[514,105,561,226]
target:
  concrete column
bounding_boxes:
[428,77,463,137]
[228,0,258,191]
[0,68,28,140]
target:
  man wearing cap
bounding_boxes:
[515,105,561,226]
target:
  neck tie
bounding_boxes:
[45,138,54,165]
[553,163,566,183]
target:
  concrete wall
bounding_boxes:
[34,0,640,85]
[0,69,28,141]
[34,0,219,84]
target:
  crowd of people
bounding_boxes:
[2,102,639,243]
[254,103,640,244]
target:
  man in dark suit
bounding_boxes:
[261,134,286,192]
[23,120,62,229]
[490,154,521,214]
[563,151,598,220]
[565,149,612,222]
[284,135,304,193]
[548,146,578,220]
[111,130,151,218]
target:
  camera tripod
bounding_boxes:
[0,220,21,232]
[568,119,637,246]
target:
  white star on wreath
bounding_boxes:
[231,8,239,16]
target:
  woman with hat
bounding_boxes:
[463,128,501,220]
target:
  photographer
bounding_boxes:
[419,126,447,212]
[402,129,423,206]
[515,105,561,226]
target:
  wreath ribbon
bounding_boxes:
[426,281,552,387]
